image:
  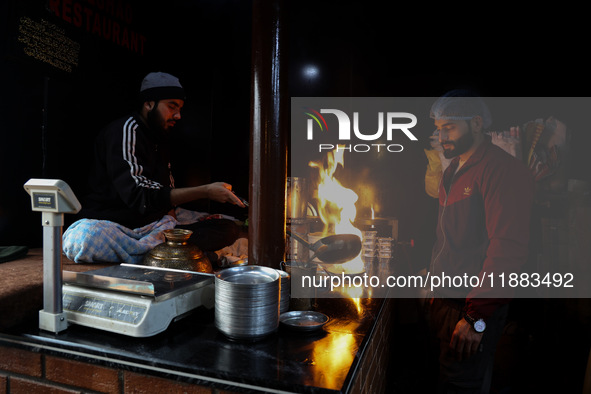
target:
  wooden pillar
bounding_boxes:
[248,0,287,267]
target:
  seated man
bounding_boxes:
[63,72,244,264]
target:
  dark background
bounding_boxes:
[1,2,590,391]
[2,0,589,248]
[0,0,254,246]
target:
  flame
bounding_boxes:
[309,147,360,236]
[342,285,363,314]
[371,204,375,220]
[309,147,363,273]
[309,146,368,309]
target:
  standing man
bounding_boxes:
[425,90,534,393]
[64,72,244,263]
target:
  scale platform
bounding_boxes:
[62,264,215,337]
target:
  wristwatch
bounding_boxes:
[463,313,486,333]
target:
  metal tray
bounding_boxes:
[279,311,329,332]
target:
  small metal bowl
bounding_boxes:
[279,311,329,332]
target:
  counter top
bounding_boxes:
[0,296,389,393]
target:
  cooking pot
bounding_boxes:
[141,229,213,273]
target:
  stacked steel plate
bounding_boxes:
[215,266,280,340]
[278,269,290,314]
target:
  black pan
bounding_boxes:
[286,229,361,265]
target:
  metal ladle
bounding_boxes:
[286,229,362,265]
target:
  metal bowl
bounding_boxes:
[279,310,329,332]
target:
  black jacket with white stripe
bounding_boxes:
[78,112,174,229]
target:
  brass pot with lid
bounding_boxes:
[142,229,213,273]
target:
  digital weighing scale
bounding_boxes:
[24,178,215,337]
[62,264,215,337]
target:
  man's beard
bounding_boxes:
[146,106,168,133]
[442,130,474,159]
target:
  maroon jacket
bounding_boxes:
[430,135,534,320]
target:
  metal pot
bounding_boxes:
[141,229,213,273]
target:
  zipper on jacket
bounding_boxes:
[429,170,457,283]
[428,142,486,292]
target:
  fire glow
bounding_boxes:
[309,145,369,308]
[309,147,360,237]
[310,329,356,388]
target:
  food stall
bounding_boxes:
[0,236,401,393]
[2,1,591,393]
[0,291,395,393]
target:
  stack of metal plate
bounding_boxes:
[215,266,280,340]
[277,269,290,314]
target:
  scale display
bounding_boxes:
[61,264,215,337]
[63,293,147,324]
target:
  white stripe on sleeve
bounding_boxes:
[122,117,163,189]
